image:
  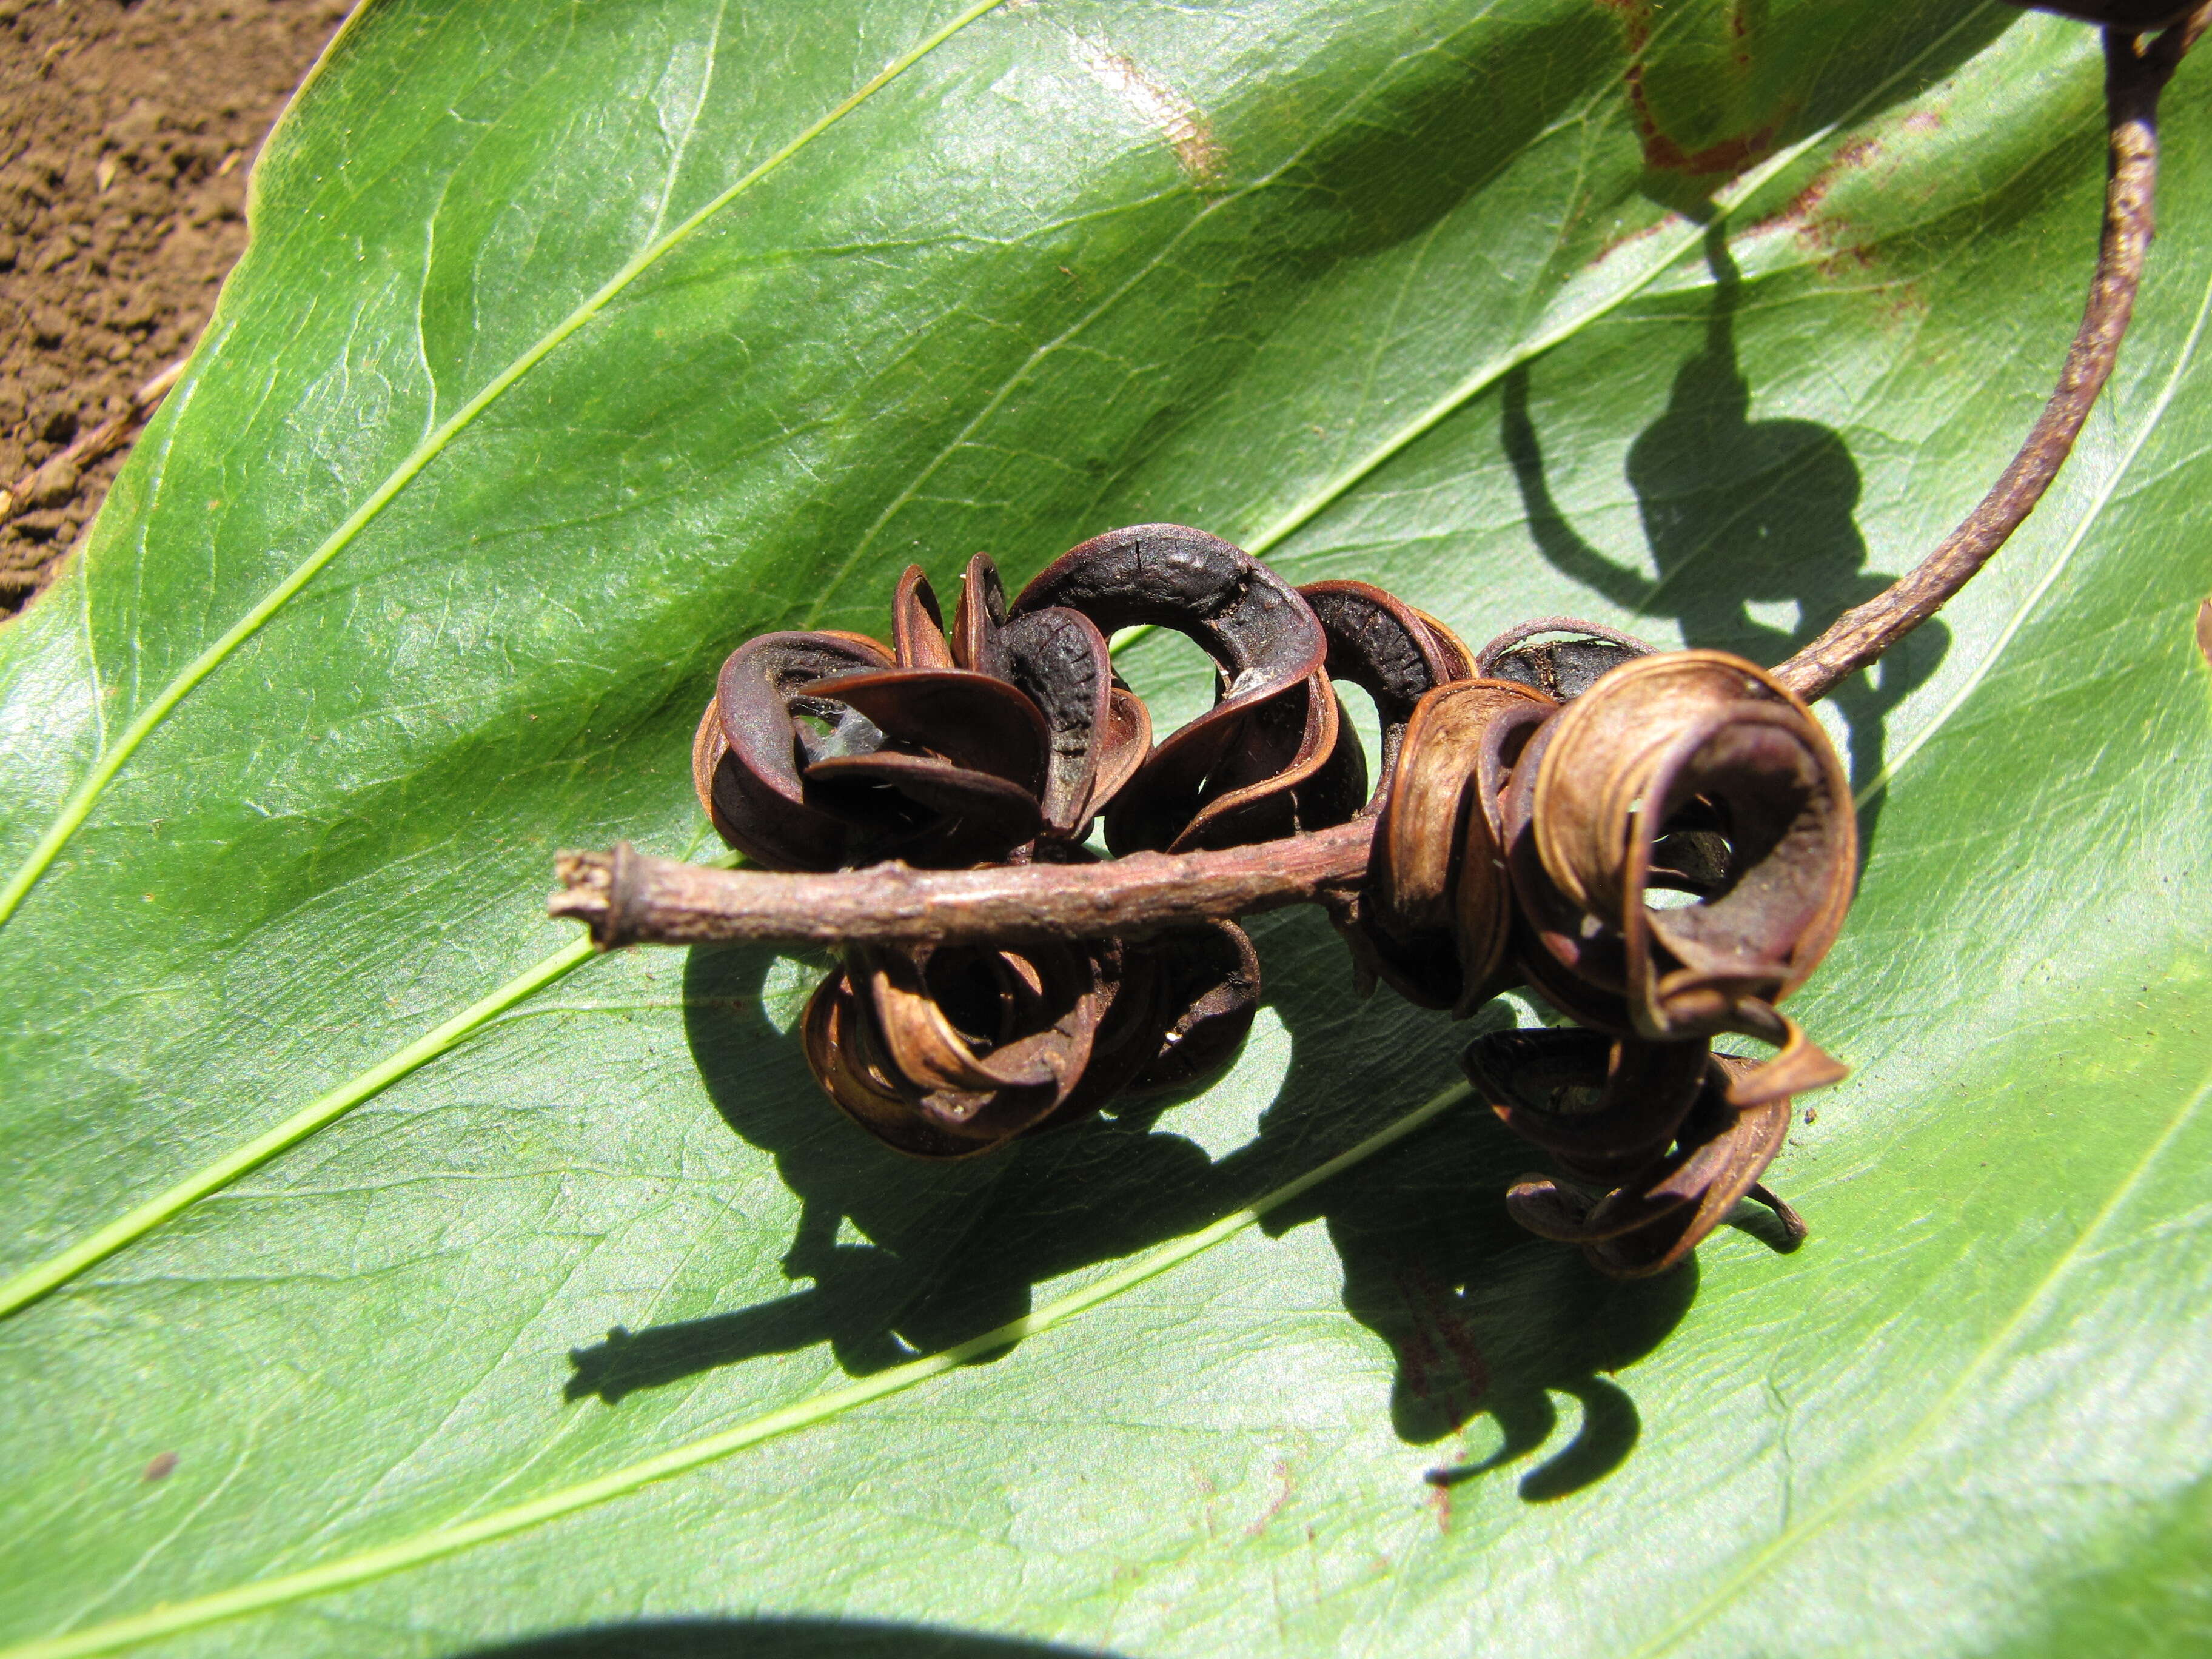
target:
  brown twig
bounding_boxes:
[1776,15,2202,699]
[0,356,189,524]
[551,820,1374,951]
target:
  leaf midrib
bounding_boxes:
[0,0,1016,933]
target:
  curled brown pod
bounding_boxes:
[1466,1028,1806,1281]
[1526,650,1855,1096]
[1011,524,1344,854]
[692,630,898,871]
[1354,677,1552,1010]
[1476,617,1655,702]
[802,937,1113,1159]
[695,553,1160,873]
[803,920,1261,1159]
[1463,1027,1709,1187]
[1300,580,1475,808]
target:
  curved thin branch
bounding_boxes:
[1778,15,2204,700]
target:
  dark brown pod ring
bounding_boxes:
[695,630,896,871]
[1476,616,1657,703]
[1011,524,1339,854]
[1299,580,1475,809]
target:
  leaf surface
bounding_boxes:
[2,3,2210,1656]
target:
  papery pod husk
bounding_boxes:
[1469,1030,1806,1281]
[1300,580,1475,806]
[1495,713,1641,1031]
[1527,651,1856,1071]
[1476,617,1655,703]
[1355,678,1553,1010]
[1014,919,1260,1125]
[697,550,1155,873]
[692,630,899,871]
[1011,524,1348,854]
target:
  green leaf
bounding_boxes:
[4,2,2209,1656]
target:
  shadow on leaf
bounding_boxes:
[456,1615,1122,1658]
[1501,220,1949,849]
[1264,1108,1697,1502]
[561,911,1800,1502]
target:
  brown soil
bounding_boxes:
[1,0,349,615]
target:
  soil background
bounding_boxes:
[1,0,349,614]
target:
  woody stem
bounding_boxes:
[551,820,1373,951]
[1777,13,2203,700]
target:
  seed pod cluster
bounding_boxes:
[695,524,1389,1156]
[696,524,1858,1275]
[1347,618,1855,1276]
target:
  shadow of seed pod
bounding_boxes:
[2002,1,2194,27]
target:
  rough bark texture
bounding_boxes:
[551,822,1374,952]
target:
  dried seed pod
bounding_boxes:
[1301,580,1475,805]
[1463,1027,1709,1187]
[1466,1028,1806,1280]
[890,563,954,670]
[1002,605,1125,836]
[696,554,1160,872]
[950,551,1013,680]
[804,921,1260,1159]
[1476,617,1655,702]
[1011,524,1346,853]
[1496,712,1640,1032]
[692,631,897,871]
[1124,919,1262,1095]
[801,938,1111,1158]
[1355,678,1552,1009]
[1525,651,1855,1094]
